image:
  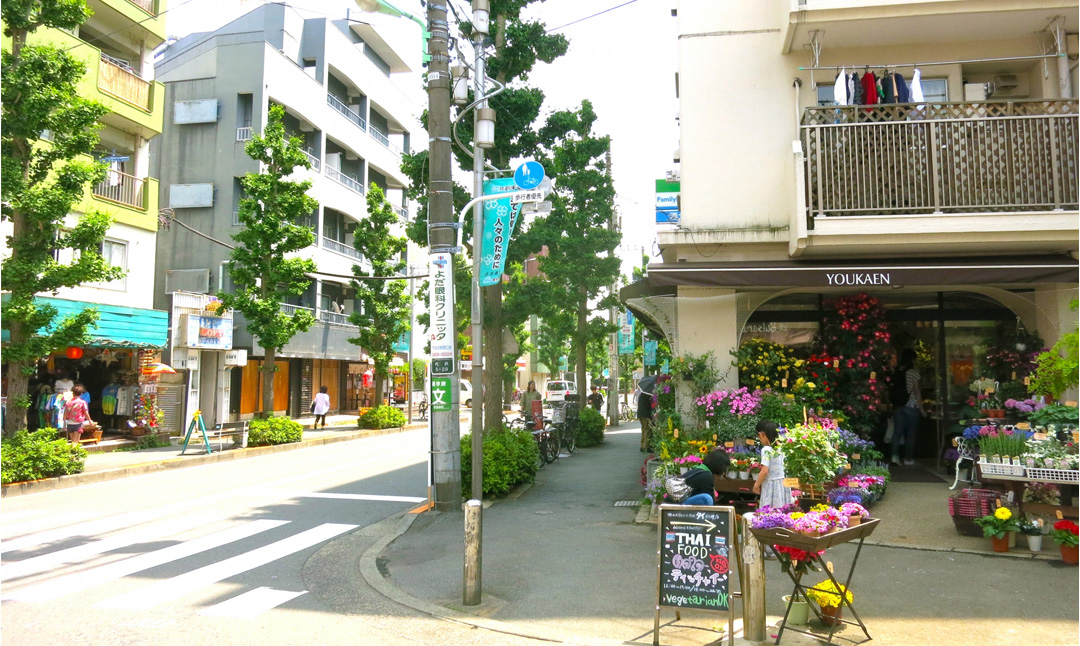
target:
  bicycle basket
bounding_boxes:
[551,406,566,423]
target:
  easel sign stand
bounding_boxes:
[180,409,212,455]
[654,504,741,646]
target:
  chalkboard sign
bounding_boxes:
[656,505,735,612]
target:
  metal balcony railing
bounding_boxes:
[394,206,408,220]
[801,100,1079,219]
[98,54,151,110]
[301,149,321,171]
[93,169,146,210]
[324,166,364,194]
[368,126,402,154]
[326,93,367,132]
[280,303,315,317]
[126,0,157,14]
[236,127,252,141]
[322,237,362,260]
[319,310,354,326]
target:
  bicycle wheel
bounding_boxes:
[531,432,546,470]
[563,423,576,453]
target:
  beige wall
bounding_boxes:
[675,287,741,410]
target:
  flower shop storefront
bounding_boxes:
[623,255,1079,467]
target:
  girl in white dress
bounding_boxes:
[313,385,331,429]
[752,420,793,509]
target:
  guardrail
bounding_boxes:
[327,93,367,132]
[93,169,146,210]
[324,166,364,194]
[236,127,252,142]
[322,237,362,260]
[98,54,151,110]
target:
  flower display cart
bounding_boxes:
[750,519,880,645]
[977,470,1080,520]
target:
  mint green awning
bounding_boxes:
[2,296,169,349]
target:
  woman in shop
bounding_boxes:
[891,348,924,466]
[313,385,331,429]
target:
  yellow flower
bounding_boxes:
[807,382,816,389]
[790,512,805,520]
[994,507,1012,521]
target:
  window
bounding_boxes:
[90,238,127,289]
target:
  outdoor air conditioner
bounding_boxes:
[993,75,1019,89]
[963,82,995,101]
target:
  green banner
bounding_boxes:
[480,178,523,287]
[430,377,452,412]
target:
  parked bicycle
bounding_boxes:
[620,400,634,422]
[418,401,428,421]
[549,401,577,454]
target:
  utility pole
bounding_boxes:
[607,150,620,427]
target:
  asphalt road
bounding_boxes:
[0,429,546,646]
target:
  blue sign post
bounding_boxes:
[513,161,545,189]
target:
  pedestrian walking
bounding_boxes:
[752,420,793,509]
[63,385,93,442]
[637,387,654,452]
[890,348,923,466]
[313,385,331,429]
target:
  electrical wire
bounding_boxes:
[546,0,642,33]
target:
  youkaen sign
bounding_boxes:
[824,272,892,286]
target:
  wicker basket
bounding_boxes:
[948,489,1000,537]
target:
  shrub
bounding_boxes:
[357,405,406,429]
[248,416,303,446]
[576,407,606,448]
[461,428,538,497]
[1,429,87,484]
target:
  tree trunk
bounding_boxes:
[374,364,385,407]
[483,284,503,432]
[576,290,588,407]
[261,346,275,418]
[4,357,29,436]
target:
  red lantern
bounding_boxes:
[65,346,84,360]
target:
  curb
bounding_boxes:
[1,423,425,498]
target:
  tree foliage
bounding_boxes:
[1,0,122,435]
[349,184,410,405]
[219,104,317,415]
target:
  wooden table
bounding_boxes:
[977,469,1079,519]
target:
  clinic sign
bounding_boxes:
[429,253,455,375]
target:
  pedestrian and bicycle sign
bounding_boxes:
[513,161,545,189]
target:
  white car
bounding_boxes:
[545,380,577,403]
[460,380,473,408]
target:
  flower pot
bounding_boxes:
[782,595,810,626]
[1008,530,1016,548]
[1028,534,1043,552]
[819,604,843,626]
[990,535,1009,553]
[848,515,862,527]
[739,471,750,480]
[680,467,688,475]
[1061,544,1079,565]
[725,470,738,479]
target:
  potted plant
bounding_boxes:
[838,502,869,527]
[805,579,852,626]
[775,423,846,498]
[1049,520,1079,565]
[1018,517,1043,552]
[781,592,810,626]
[974,506,1020,552]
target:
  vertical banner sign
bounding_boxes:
[644,340,658,366]
[617,312,635,355]
[430,377,452,412]
[655,505,737,646]
[480,178,523,287]
[661,359,670,375]
[429,253,455,375]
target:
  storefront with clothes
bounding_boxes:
[4,297,171,439]
[622,255,1079,464]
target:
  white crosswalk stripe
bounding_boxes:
[199,587,307,618]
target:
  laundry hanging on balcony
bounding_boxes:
[833,70,914,106]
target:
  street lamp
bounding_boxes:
[475,108,496,148]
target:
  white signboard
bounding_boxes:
[224,349,248,366]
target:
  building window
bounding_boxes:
[90,238,128,290]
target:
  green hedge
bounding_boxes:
[2,429,87,485]
[247,417,303,446]
[357,405,406,429]
[576,407,606,448]
[461,428,539,498]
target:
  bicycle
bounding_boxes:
[549,402,577,454]
[418,401,428,421]
[620,401,634,422]
[519,414,557,466]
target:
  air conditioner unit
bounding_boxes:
[963,82,995,101]
[993,75,1018,89]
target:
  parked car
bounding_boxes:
[545,380,577,403]
[460,380,473,408]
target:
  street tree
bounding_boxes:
[529,101,621,406]
[219,104,317,417]
[349,184,410,406]
[1,0,124,435]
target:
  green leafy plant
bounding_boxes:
[1029,300,1079,398]
[357,405,406,430]
[671,351,721,400]
[114,434,172,452]
[1027,404,1080,428]
[460,428,539,497]
[774,423,846,487]
[247,416,303,446]
[735,339,799,391]
[575,406,606,448]
[1017,517,1042,537]
[1050,520,1079,547]
[974,506,1020,540]
[976,428,1028,459]
[1,429,87,484]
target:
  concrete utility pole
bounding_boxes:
[607,150,620,427]
[424,0,462,511]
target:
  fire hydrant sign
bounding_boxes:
[429,253,455,376]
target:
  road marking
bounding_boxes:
[293,493,427,503]
[4,520,290,603]
[1,515,213,581]
[199,587,307,618]
[96,523,357,610]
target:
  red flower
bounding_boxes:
[1053,520,1079,535]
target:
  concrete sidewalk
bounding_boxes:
[367,423,1080,646]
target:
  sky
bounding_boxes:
[162,0,679,280]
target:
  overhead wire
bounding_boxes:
[546,0,642,33]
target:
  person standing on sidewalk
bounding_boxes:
[891,348,923,466]
[752,420,793,509]
[63,385,93,442]
[313,385,331,429]
[637,387,654,453]
[521,381,542,427]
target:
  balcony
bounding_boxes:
[92,169,147,210]
[324,166,364,194]
[394,206,408,221]
[302,149,321,171]
[319,310,353,326]
[98,53,151,111]
[237,127,252,142]
[125,0,156,14]
[322,237,362,260]
[368,126,401,154]
[327,93,367,132]
[802,100,1078,219]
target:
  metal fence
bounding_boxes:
[322,237,361,259]
[93,170,146,209]
[326,93,367,132]
[802,100,1079,218]
[324,166,363,194]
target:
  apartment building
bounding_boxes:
[152,4,420,423]
[1,0,170,427]
[625,1,1079,451]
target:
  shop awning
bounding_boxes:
[638,255,1079,290]
[1,297,169,349]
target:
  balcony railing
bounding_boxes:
[93,169,146,209]
[394,206,408,220]
[368,126,402,154]
[98,54,151,111]
[280,303,315,317]
[237,127,252,142]
[302,149,321,170]
[327,93,367,132]
[322,237,362,260]
[319,310,354,326]
[802,100,1079,219]
[324,166,364,194]
[126,0,157,14]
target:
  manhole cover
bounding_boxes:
[614,500,641,507]
[535,511,554,515]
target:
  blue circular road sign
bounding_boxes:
[514,161,545,190]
